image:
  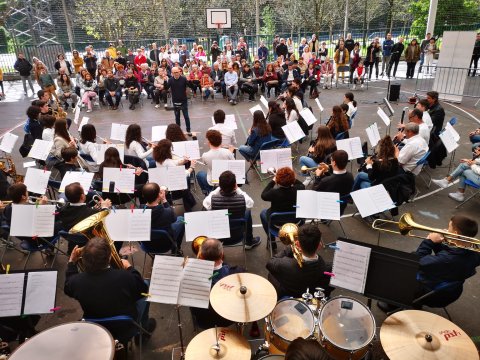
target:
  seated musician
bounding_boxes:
[56,147,80,178]
[141,183,185,253]
[203,170,260,249]
[266,224,332,299]
[378,215,480,312]
[285,338,330,360]
[124,70,140,110]
[312,150,353,196]
[190,238,244,329]
[396,122,428,175]
[64,237,156,344]
[124,124,155,168]
[209,109,237,147]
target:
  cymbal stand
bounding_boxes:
[175,305,185,360]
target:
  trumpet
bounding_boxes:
[300,163,329,175]
[372,212,480,253]
[267,167,276,176]
[28,196,66,204]
[278,223,303,268]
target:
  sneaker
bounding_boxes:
[448,192,465,202]
[431,178,450,189]
[303,178,312,186]
[361,84,364,88]
[229,99,233,104]
[352,85,356,90]
[164,104,168,108]
[86,109,92,113]
[245,237,261,250]
[155,104,160,109]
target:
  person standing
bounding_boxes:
[386,37,404,78]
[210,41,222,63]
[404,39,421,79]
[14,53,34,96]
[381,33,394,76]
[418,33,432,73]
[165,66,191,134]
[468,33,480,77]
[273,35,280,60]
[257,41,268,68]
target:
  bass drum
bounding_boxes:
[265,299,316,354]
[318,296,375,360]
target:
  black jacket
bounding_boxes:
[210,69,223,82]
[312,172,353,213]
[391,42,405,59]
[210,46,222,62]
[124,76,139,90]
[144,202,176,235]
[104,77,121,92]
[14,58,33,76]
[367,158,399,185]
[57,203,99,231]
[268,111,286,139]
[428,102,445,135]
[54,60,73,74]
[83,54,98,70]
[261,179,305,218]
[344,39,355,53]
[276,43,288,58]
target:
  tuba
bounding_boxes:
[0,157,24,183]
[192,235,208,256]
[278,223,303,267]
[69,210,124,269]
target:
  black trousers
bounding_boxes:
[406,62,417,78]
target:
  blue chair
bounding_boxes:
[58,230,89,254]
[267,211,305,257]
[245,138,281,182]
[19,234,61,270]
[219,216,248,269]
[455,179,480,209]
[415,150,432,190]
[139,229,177,276]
[335,131,349,141]
[449,117,457,126]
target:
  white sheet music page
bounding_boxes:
[315,98,324,112]
[296,190,318,219]
[184,210,230,242]
[151,126,167,142]
[172,140,201,160]
[211,160,246,184]
[0,273,24,317]
[282,121,305,144]
[365,123,381,148]
[330,240,371,294]
[377,107,391,126]
[10,204,56,237]
[102,167,135,193]
[260,148,293,173]
[317,192,341,220]
[178,258,214,309]
[300,107,318,126]
[0,132,19,153]
[148,166,187,191]
[260,95,269,108]
[127,209,152,241]
[59,171,94,194]
[249,104,265,116]
[24,167,51,195]
[78,116,89,132]
[445,122,460,142]
[439,130,459,153]
[23,271,58,315]
[74,105,81,124]
[110,123,129,141]
[350,184,395,218]
[28,139,53,160]
[336,137,363,160]
[148,256,183,304]
[104,210,129,242]
[95,143,125,164]
[33,205,56,237]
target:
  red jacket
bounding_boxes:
[134,54,147,70]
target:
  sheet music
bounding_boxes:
[315,98,324,112]
[23,161,36,168]
[296,190,340,220]
[260,148,293,173]
[330,240,371,294]
[350,184,395,218]
[445,122,460,142]
[24,167,51,195]
[74,106,81,124]
[148,166,187,191]
[172,140,201,160]
[78,116,89,132]
[211,160,246,184]
[184,210,230,242]
[105,209,152,242]
[23,271,57,315]
[10,204,56,237]
[365,122,381,148]
[0,273,24,317]
[377,107,391,126]
[110,123,129,141]
[95,143,125,164]
[28,139,53,160]
[260,95,269,108]
[0,132,19,153]
[102,167,135,193]
[151,126,167,141]
[439,130,459,153]
[282,121,305,144]
[299,107,318,126]
[249,104,265,116]
[336,137,364,160]
[59,171,94,194]
[148,256,214,309]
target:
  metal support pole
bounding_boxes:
[343,0,349,37]
[426,0,438,36]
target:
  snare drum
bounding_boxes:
[318,296,375,360]
[265,299,316,353]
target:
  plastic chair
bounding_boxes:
[19,234,61,270]
[267,211,305,257]
[245,138,281,182]
[218,216,248,269]
[455,179,480,209]
[139,229,177,276]
[415,151,432,189]
[449,117,457,126]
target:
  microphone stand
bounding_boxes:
[176,305,186,359]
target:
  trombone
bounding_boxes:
[372,212,480,253]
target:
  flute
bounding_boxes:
[172,153,206,165]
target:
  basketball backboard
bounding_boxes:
[206,8,232,29]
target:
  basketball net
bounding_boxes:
[215,23,224,35]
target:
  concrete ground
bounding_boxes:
[1,62,480,359]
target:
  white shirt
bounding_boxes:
[156,158,191,176]
[346,101,355,117]
[286,110,299,124]
[209,123,237,146]
[78,140,100,172]
[422,111,433,130]
[125,140,153,167]
[418,122,430,144]
[42,128,54,142]
[398,134,428,175]
[292,96,303,114]
[201,148,235,185]
[203,187,254,210]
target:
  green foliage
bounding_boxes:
[260,5,275,35]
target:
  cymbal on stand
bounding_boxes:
[380,310,479,360]
[185,327,251,360]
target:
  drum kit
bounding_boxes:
[185,273,480,360]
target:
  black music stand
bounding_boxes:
[337,237,420,308]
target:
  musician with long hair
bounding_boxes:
[327,105,349,139]
[125,124,155,168]
[300,126,337,173]
[238,110,272,162]
[47,119,75,167]
[267,100,286,140]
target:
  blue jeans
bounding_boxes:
[352,171,372,191]
[470,134,480,146]
[450,163,480,190]
[299,156,318,176]
[260,209,271,241]
[105,90,122,106]
[196,170,214,194]
[173,101,191,132]
[238,145,256,162]
[146,156,156,168]
[171,216,185,248]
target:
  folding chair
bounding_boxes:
[139,229,177,276]
[19,234,61,270]
[267,211,305,257]
[455,179,480,209]
[415,151,432,189]
[218,216,248,269]
[245,138,281,182]
[335,131,349,141]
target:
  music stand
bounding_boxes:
[337,237,420,308]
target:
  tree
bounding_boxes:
[260,5,275,35]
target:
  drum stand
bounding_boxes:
[175,305,186,360]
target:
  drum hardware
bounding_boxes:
[313,287,327,315]
[372,212,480,253]
[301,288,313,304]
[278,223,303,268]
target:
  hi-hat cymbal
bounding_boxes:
[210,273,277,323]
[185,327,251,360]
[380,310,479,360]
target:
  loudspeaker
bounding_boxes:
[389,83,401,102]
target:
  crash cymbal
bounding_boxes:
[380,310,479,360]
[185,327,251,360]
[210,273,277,323]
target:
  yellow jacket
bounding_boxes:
[72,56,84,73]
[0,68,3,81]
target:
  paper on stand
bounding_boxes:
[249,104,265,116]
[23,271,57,315]
[151,126,167,141]
[59,171,94,194]
[315,98,324,112]
[282,121,305,144]
[23,161,36,168]
[0,132,19,154]
[299,107,318,126]
[102,167,135,193]
[365,123,381,148]
[260,95,269,108]
[211,160,246,184]
[439,130,459,153]
[172,140,201,160]
[105,209,152,242]
[330,240,371,294]
[445,122,460,142]
[148,166,188,191]
[74,106,81,124]
[110,123,129,141]
[296,190,340,220]
[28,139,53,161]
[350,184,396,218]
[260,148,292,173]
[95,143,125,164]
[78,116,89,131]
[10,204,56,237]
[24,167,51,195]
[0,273,24,317]
[184,210,230,242]
[336,137,364,160]
[377,107,391,126]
